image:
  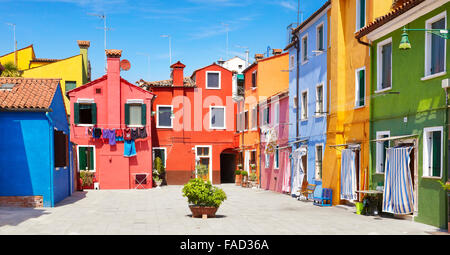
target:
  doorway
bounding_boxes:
[195,145,212,182]
[394,139,418,214]
[220,153,236,183]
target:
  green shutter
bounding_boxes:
[125,103,130,125]
[359,70,365,106]
[432,131,441,177]
[141,104,147,126]
[79,147,86,170]
[74,103,80,124]
[360,0,365,29]
[89,147,94,171]
[91,103,97,124]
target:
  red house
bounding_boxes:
[137,61,237,185]
[68,50,154,189]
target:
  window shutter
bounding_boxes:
[65,134,69,167]
[432,131,441,177]
[141,104,147,125]
[360,0,365,29]
[125,103,130,125]
[89,147,94,170]
[74,103,80,124]
[91,103,97,124]
[359,70,365,106]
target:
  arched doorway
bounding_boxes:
[220,149,236,183]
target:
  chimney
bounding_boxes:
[217,58,225,66]
[272,49,282,55]
[170,61,186,86]
[77,40,90,82]
[254,54,264,61]
[105,49,122,128]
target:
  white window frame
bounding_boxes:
[251,106,258,131]
[77,145,96,172]
[355,0,366,31]
[195,145,213,183]
[355,67,366,108]
[156,105,173,129]
[261,104,269,127]
[301,34,309,65]
[315,143,324,181]
[423,11,447,80]
[376,37,393,93]
[152,147,167,168]
[423,126,443,179]
[375,131,390,174]
[301,89,308,121]
[127,99,145,127]
[274,101,280,126]
[205,71,221,89]
[316,22,325,53]
[209,105,226,130]
[315,83,325,117]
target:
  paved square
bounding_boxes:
[0,184,441,235]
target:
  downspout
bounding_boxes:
[45,112,55,207]
[295,35,300,141]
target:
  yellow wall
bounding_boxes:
[0,45,35,70]
[22,55,85,115]
[324,0,393,205]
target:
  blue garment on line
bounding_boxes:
[124,140,136,157]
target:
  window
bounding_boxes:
[356,0,366,31]
[250,150,256,165]
[125,101,146,126]
[261,105,270,126]
[317,24,324,51]
[197,147,210,157]
[206,71,221,89]
[236,112,241,132]
[153,148,166,168]
[274,146,279,169]
[74,101,97,125]
[244,110,249,131]
[265,153,270,168]
[157,105,173,128]
[54,130,68,168]
[290,55,295,69]
[301,35,308,63]
[425,12,446,77]
[274,102,280,125]
[251,71,257,88]
[65,81,76,94]
[316,84,324,115]
[78,146,95,172]
[423,127,443,178]
[301,91,308,120]
[315,144,323,180]
[251,106,257,130]
[376,131,390,174]
[355,67,365,107]
[210,106,226,129]
[377,38,392,92]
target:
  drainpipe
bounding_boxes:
[294,34,300,141]
[45,112,55,207]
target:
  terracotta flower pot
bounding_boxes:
[189,205,219,218]
[235,175,242,186]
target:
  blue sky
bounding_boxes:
[0,0,328,83]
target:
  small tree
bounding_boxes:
[0,62,21,77]
[154,157,165,177]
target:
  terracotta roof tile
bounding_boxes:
[0,77,60,110]
[137,77,196,89]
[30,58,59,63]
[105,49,122,58]
[355,0,425,39]
[77,40,90,47]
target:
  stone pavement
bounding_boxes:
[0,184,442,235]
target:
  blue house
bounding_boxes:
[0,77,73,207]
[286,1,330,198]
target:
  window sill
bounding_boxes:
[421,71,446,81]
[76,124,95,127]
[156,126,173,129]
[354,105,366,110]
[313,114,325,118]
[374,87,392,94]
[210,127,226,130]
[127,125,145,128]
[421,176,442,180]
[206,87,221,90]
[300,118,308,122]
[301,60,309,65]
[374,172,385,175]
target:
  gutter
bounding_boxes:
[45,112,55,207]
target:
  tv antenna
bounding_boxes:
[88,13,114,72]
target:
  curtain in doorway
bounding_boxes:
[291,147,306,196]
[383,147,414,215]
[282,150,291,193]
[245,151,250,173]
[340,149,357,201]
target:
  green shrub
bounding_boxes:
[154,157,165,177]
[241,170,248,177]
[195,164,209,178]
[80,170,94,186]
[182,178,227,207]
[235,170,241,175]
[249,173,257,181]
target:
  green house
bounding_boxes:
[356,0,449,229]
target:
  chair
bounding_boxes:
[134,173,148,189]
[313,188,333,207]
[298,183,316,201]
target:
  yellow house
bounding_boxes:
[0,41,91,116]
[324,0,393,205]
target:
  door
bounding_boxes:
[196,146,212,182]
[395,140,418,214]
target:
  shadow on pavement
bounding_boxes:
[0,207,50,227]
[54,191,87,207]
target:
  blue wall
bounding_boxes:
[0,85,72,207]
[289,11,328,198]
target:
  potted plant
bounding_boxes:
[196,164,209,181]
[235,169,242,186]
[439,180,450,233]
[154,157,166,186]
[249,173,257,188]
[153,170,163,188]
[241,170,248,188]
[182,178,227,218]
[80,170,94,189]
[250,163,257,173]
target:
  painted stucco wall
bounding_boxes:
[0,45,35,70]
[369,2,450,228]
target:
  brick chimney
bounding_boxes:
[170,61,186,86]
[106,49,122,128]
[254,54,264,61]
[77,40,90,82]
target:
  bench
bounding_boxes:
[297,183,316,201]
[313,188,333,207]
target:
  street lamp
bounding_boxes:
[160,34,172,66]
[399,26,449,50]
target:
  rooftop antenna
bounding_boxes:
[88,13,114,72]
[221,23,230,59]
[160,34,172,70]
[6,23,16,66]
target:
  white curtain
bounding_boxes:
[282,150,291,193]
[291,147,306,196]
[244,150,250,173]
[340,149,357,201]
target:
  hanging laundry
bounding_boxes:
[102,129,108,140]
[124,140,137,157]
[88,127,93,137]
[291,147,306,196]
[138,127,147,139]
[93,128,102,139]
[282,151,291,193]
[131,128,139,141]
[124,128,132,141]
[108,129,116,146]
[340,149,357,201]
[115,128,124,142]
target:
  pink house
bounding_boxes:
[68,50,155,189]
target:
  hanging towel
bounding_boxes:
[138,127,147,139]
[131,128,139,141]
[383,147,414,215]
[115,129,124,142]
[93,128,102,139]
[124,140,137,157]
[340,149,358,201]
[291,147,306,196]
[108,129,116,146]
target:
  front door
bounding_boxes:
[196,146,212,182]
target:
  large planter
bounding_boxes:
[235,174,242,186]
[189,205,219,218]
